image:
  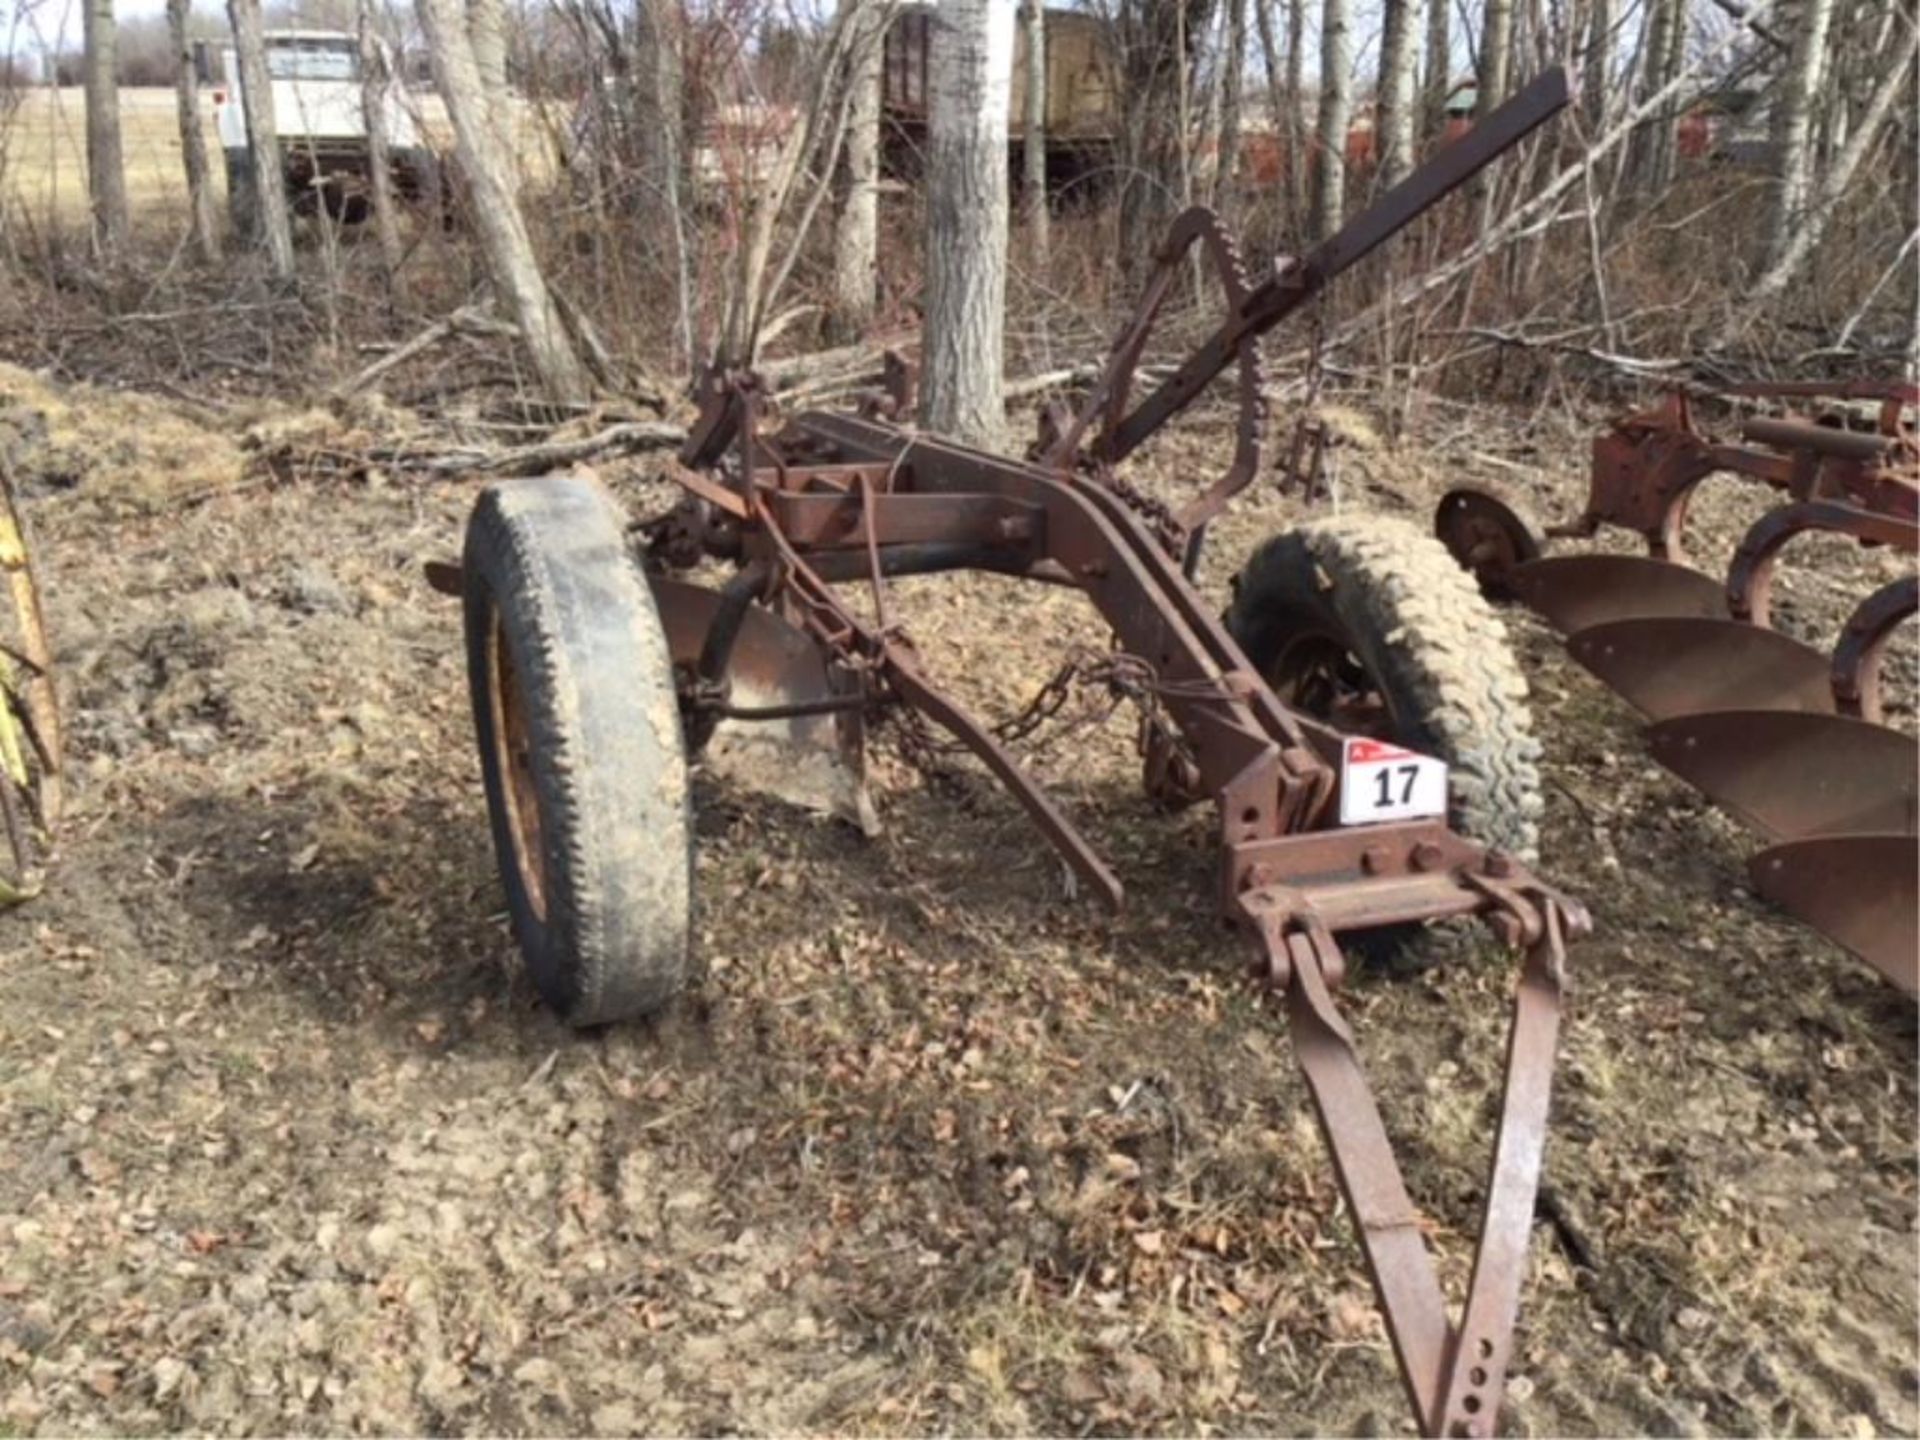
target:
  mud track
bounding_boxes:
[0,375,1913,1436]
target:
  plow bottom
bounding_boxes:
[1646,710,1917,841]
[1750,834,1919,994]
[1567,618,1836,721]
[1509,554,1728,633]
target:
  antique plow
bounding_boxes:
[1437,383,1918,990]
[441,71,1580,1436]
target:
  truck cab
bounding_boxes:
[212,29,435,226]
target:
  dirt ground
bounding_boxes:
[0,362,1914,1438]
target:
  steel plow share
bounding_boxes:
[1435,382,1920,991]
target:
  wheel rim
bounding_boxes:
[1436,490,1538,597]
[1266,629,1398,738]
[485,607,548,920]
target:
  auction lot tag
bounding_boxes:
[1338,737,1449,825]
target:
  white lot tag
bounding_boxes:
[1338,737,1449,825]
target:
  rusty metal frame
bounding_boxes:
[1568,384,1918,563]
[611,70,1588,1440]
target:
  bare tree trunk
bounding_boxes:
[167,0,218,262]
[83,0,129,258]
[1477,0,1513,118]
[635,0,691,365]
[1747,21,1917,307]
[1311,0,1349,240]
[1286,0,1308,222]
[418,0,589,401]
[921,0,1012,448]
[1020,0,1049,260]
[830,0,885,339]
[467,0,512,158]
[357,0,404,294]
[1647,0,1686,192]
[1423,0,1449,137]
[1218,0,1248,208]
[1765,0,1834,267]
[1583,0,1613,134]
[1377,0,1416,184]
[228,0,296,280]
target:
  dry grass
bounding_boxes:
[0,85,542,227]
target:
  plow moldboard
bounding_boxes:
[1750,833,1919,993]
[1647,710,1919,841]
[1567,618,1835,721]
[1511,554,1728,634]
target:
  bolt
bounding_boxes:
[996,515,1030,541]
[1485,850,1514,878]
[1410,841,1445,873]
[1360,845,1390,875]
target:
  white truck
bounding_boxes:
[208,29,438,231]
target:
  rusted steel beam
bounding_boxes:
[1095,68,1572,468]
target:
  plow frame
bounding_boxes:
[609,69,1588,1439]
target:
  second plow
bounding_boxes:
[1437,382,1918,992]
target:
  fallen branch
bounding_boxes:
[332,305,518,399]
[405,420,689,478]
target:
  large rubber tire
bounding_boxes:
[462,475,693,1026]
[1225,514,1544,860]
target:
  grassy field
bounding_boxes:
[0,85,491,228]
[0,88,213,224]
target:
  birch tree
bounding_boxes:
[357,0,404,291]
[418,0,591,400]
[1286,0,1307,220]
[1311,0,1349,239]
[1217,0,1248,206]
[468,0,515,160]
[1422,0,1449,136]
[1476,0,1513,118]
[83,0,129,257]
[831,0,885,338]
[167,0,218,262]
[1376,0,1416,185]
[1020,0,1049,259]
[1583,0,1613,134]
[1747,20,1917,307]
[921,0,1013,448]
[1765,0,1833,267]
[228,0,296,280]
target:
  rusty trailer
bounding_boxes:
[440,72,1582,1437]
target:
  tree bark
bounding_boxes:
[167,0,218,262]
[1376,0,1416,185]
[227,0,296,280]
[83,0,129,258]
[1285,0,1307,221]
[635,0,691,362]
[1217,0,1248,207]
[1747,20,1916,307]
[1583,0,1613,135]
[357,0,404,294]
[467,0,513,159]
[921,0,1012,448]
[1647,0,1687,192]
[1020,0,1049,259]
[1311,0,1349,240]
[1422,0,1449,138]
[1477,0,1512,119]
[418,0,590,401]
[1765,0,1833,267]
[830,0,886,339]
